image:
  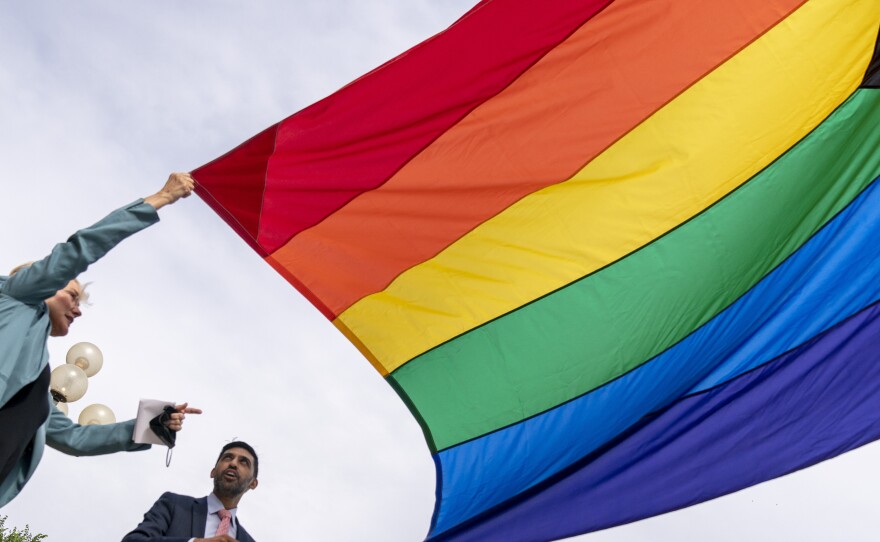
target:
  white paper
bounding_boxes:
[134,398,175,445]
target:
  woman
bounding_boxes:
[0,173,200,507]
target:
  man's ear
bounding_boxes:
[210,467,217,479]
[249,479,259,491]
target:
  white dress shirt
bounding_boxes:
[188,493,238,541]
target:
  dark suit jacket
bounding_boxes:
[121,492,256,542]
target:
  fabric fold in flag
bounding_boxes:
[269,0,808,320]
[863,27,880,87]
[195,0,615,261]
[425,89,880,535]
[336,0,874,376]
[429,297,880,541]
[193,0,880,539]
[392,86,880,456]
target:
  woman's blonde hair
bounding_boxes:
[9,262,34,276]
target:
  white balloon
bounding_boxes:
[78,403,116,425]
[50,364,88,402]
[55,401,69,416]
[66,342,104,377]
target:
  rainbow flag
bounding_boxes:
[193,0,880,540]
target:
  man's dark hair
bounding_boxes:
[217,441,259,478]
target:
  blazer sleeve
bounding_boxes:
[45,403,150,456]
[1,199,159,305]
[121,492,192,542]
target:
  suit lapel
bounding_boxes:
[192,496,208,537]
[237,522,253,542]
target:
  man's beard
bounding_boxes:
[214,470,251,497]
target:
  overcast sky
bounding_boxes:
[1,2,879,541]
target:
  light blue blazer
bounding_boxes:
[0,200,159,507]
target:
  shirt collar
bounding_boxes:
[207,493,238,524]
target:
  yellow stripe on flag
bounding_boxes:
[338,0,880,375]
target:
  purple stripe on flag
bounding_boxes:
[431,299,880,541]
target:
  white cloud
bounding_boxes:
[1,1,878,541]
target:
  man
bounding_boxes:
[0,173,200,507]
[123,441,259,542]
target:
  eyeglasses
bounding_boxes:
[65,289,82,308]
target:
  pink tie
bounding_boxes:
[215,508,232,536]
